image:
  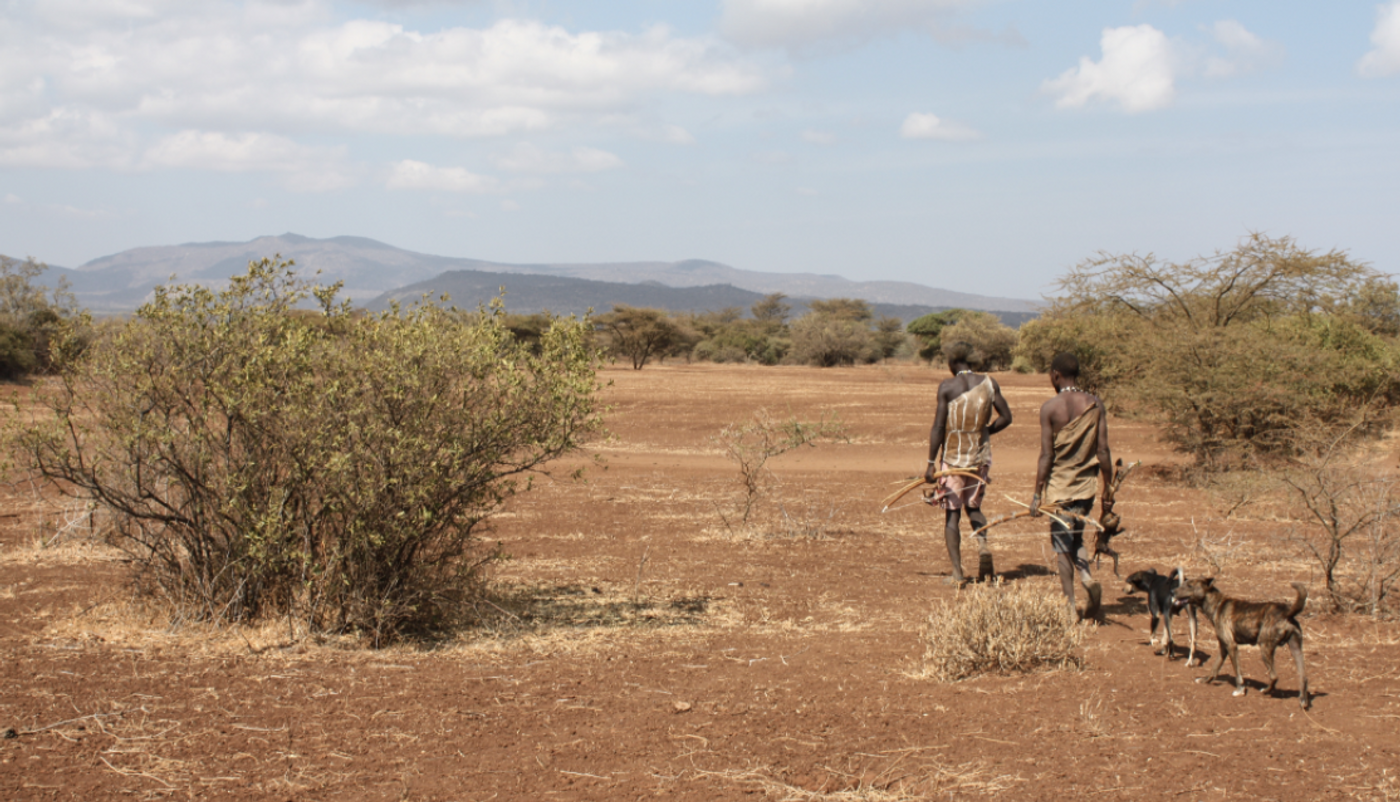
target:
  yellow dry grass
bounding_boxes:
[913,579,1087,683]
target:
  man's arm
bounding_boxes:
[988,379,1012,436]
[1031,399,1055,515]
[925,383,951,483]
[1096,399,1114,513]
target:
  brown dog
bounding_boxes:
[1173,577,1310,709]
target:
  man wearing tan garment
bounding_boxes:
[924,342,1012,585]
[1031,352,1114,622]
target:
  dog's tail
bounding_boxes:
[1287,582,1308,618]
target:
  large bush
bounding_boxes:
[939,311,1018,371]
[12,259,604,643]
[785,313,877,366]
[1026,233,1400,468]
[0,254,85,377]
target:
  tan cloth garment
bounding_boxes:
[941,377,994,470]
[1045,402,1101,504]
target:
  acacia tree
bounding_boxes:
[596,305,680,369]
[1023,233,1400,467]
[907,309,966,363]
[12,259,604,642]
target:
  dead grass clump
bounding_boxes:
[916,581,1086,682]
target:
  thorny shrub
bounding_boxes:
[920,581,1087,682]
[1284,448,1400,617]
[712,408,847,531]
[10,258,604,644]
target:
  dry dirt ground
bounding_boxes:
[2,364,1398,801]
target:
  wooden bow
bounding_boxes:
[971,501,1105,538]
[880,468,987,513]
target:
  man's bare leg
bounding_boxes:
[968,508,992,581]
[1056,551,1078,621]
[1077,544,1103,622]
[944,509,965,583]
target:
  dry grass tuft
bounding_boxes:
[914,580,1086,682]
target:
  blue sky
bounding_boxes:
[1,0,1397,298]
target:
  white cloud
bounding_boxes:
[720,0,986,50]
[1203,19,1284,78]
[1359,1,1400,77]
[801,129,837,145]
[141,130,356,191]
[1043,25,1178,113]
[899,112,980,141]
[386,160,498,193]
[659,124,698,145]
[0,5,768,180]
[493,143,624,174]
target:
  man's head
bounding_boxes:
[1049,352,1079,390]
[945,341,976,375]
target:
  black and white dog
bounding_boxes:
[1124,567,1198,665]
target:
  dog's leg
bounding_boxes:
[1185,606,1199,667]
[1288,635,1310,710]
[1198,637,1227,685]
[1226,640,1247,698]
[1148,606,1161,648]
[1162,607,1174,660]
[1261,638,1280,696]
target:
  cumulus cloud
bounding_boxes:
[659,124,698,145]
[1359,1,1400,77]
[386,160,498,193]
[0,3,767,180]
[1203,19,1284,78]
[898,112,980,141]
[720,0,990,50]
[1043,25,1178,113]
[141,130,356,191]
[492,143,624,174]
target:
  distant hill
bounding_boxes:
[16,233,1038,318]
[368,269,1038,327]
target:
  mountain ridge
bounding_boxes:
[17,234,1038,317]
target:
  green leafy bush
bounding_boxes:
[12,259,604,643]
[0,255,85,377]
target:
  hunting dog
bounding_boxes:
[1124,567,1198,664]
[1173,577,1310,710]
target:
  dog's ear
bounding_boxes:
[1202,577,1215,588]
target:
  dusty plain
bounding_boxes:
[2,364,1398,801]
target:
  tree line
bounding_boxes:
[588,296,1020,371]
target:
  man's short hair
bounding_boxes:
[945,341,976,367]
[1050,352,1080,378]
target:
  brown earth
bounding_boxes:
[1,364,1397,801]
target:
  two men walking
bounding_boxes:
[925,348,1112,620]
